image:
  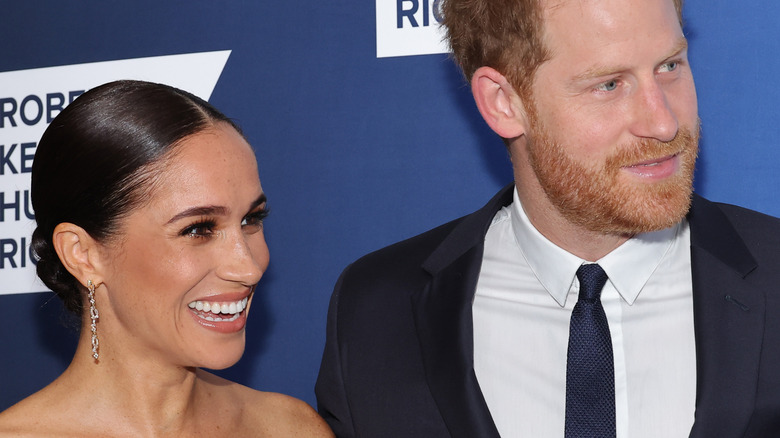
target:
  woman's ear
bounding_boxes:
[52,223,105,288]
[471,66,530,139]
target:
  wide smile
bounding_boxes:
[188,297,248,322]
[187,295,251,332]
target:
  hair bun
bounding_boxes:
[30,227,83,314]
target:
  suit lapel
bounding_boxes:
[411,185,513,438]
[687,195,765,438]
[408,190,766,437]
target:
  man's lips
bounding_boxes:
[621,154,679,180]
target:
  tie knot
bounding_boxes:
[576,263,608,301]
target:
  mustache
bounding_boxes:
[605,125,700,170]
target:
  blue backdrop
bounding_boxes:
[2,0,780,410]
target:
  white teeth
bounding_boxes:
[198,314,238,322]
[188,297,249,318]
[203,313,240,323]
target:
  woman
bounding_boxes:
[0,80,333,437]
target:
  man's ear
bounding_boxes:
[52,223,105,288]
[471,66,529,139]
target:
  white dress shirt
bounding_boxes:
[473,187,696,437]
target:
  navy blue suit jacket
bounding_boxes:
[316,185,780,437]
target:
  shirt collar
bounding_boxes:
[509,187,683,307]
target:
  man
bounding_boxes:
[315,0,780,436]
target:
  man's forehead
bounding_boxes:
[542,0,569,13]
[540,0,617,31]
[542,0,592,16]
[530,0,687,84]
[541,0,679,17]
[539,0,682,38]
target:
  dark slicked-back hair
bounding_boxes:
[31,80,242,316]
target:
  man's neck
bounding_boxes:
[514,182,633,262]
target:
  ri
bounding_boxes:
[397,0,433,28]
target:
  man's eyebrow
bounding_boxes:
[572,62,628,84]
[167,205,229,224]
[571,36,689,83]
[666,37,689,59]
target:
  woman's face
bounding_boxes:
[96,123,269,370]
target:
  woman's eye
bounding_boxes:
[596,79,618,92]
[181,221,216,238]
[242,209,268,229]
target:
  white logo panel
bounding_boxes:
[376,0,449,58]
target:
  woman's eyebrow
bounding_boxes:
[166,205,229,224]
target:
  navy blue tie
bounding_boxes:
[565,263,615,438]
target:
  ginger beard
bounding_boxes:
[525,111,700,236]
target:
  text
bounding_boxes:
[0,237,35,269]
[0,190,35,222]
[0,90,84,128]
[397,0,442,28]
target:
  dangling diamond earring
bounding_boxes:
[87,280,100,362]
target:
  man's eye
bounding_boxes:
[659,61,679,73]
[596,80,618,92]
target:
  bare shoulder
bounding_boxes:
[0,392,78,438]
[198,370,334,437]
[248,391,334,437]
[0,402,33,437]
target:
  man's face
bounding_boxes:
[518,0,699,236]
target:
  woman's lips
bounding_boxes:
[188,296,248,315]
[187,295,251,333]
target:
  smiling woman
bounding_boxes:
[0,80,333,437]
